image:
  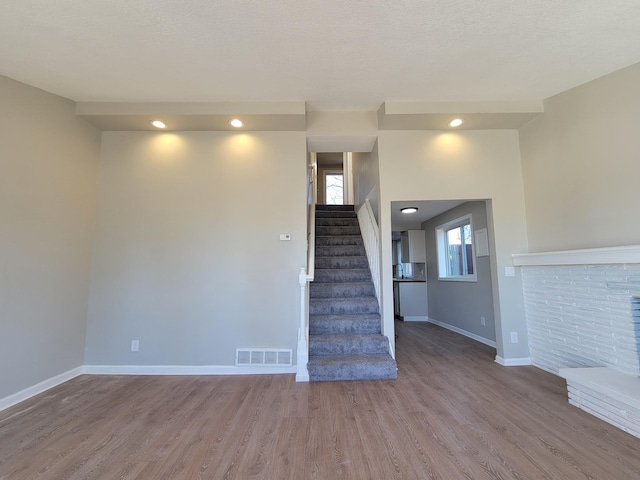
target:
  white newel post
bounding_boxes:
[296,267,310,382]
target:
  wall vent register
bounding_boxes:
[235,348,293,367]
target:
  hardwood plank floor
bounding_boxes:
[2,321,640,479]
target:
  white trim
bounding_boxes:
[428,318,497,348]
[402,315,429,322]
[495,356,533,367]
[437,276,478,283]
[83,365,297,375]
[0,366,84,412]
[512,244,640,266]
[435,213,477,282]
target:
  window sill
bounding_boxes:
[438,275,477,283]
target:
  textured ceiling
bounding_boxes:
[1,1,640,110]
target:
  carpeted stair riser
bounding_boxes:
[310,297,379,315]
[315,245,365,257]
[316,235,365,248]
[315,256,368,269]
[316,226,361,236]
[307,354,397,382]
[309,334,389,356]
[314,269,371,283]
[309,314,381,335]
[316,235,364,246]
[310,282,375,299]
[316,205,354,211]
[315,211,357,219]
[316,217,359,227]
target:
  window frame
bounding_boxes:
[435,214,478,282]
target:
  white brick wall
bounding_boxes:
[522,264,640,376]
[560,367,640,439]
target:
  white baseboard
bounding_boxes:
[83,365,297,375]
[0,364,298,412]
[402,315,429,322]
[295,372,310,382]
[0,366,84,413]
[427,318,497,348]
[495,356,532,367]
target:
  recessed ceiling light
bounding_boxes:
[150,120,167,129]
[401,207,418,214]
[449,118,464,128]
[229,119,244,128]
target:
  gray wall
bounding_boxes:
[0,75,100,399]
[84,131,307,366]
[520,62,640,252]
[423,201,496,342]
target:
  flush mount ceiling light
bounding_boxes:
[229,118,244,128]
[401,207,418,214]
[150,120,167,129]
[449,118,464,128]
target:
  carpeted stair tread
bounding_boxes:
[316,235,364,248]
[309,296,379,315]
[310,282,375,298]
[316,217,359,226]
[314,268,372,283]
[316,225,361,236]
[308,354,397,381]
[309,334,390,356]
[309,314,382,335]
[315,256,368,269]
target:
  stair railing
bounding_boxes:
[296,159,316,382]
[356,199,381,309]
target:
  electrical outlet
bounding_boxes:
[279,233,291,241]
[510,332,518,343]
[480,316,486,326]
[131,340,139,352]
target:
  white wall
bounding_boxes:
[423,201,496,343]
[0,76,100,399]
[84,131,307,366]
[519,62,640,252]
[378,130,530,361]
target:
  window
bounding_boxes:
[436,214,477,282]
[325,173,343,205]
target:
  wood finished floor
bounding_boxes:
[2,322,640,479]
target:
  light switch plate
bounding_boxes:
[505,266,516,277]
[279,233,291,241]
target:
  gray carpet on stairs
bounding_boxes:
[308,204,397,382]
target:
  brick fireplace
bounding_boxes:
[513,245,640,438]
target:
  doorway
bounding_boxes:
[316,152,354,205]
[390,199,498,351]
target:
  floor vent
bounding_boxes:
[235,348,293,367]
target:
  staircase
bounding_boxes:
[308,204,397,381]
